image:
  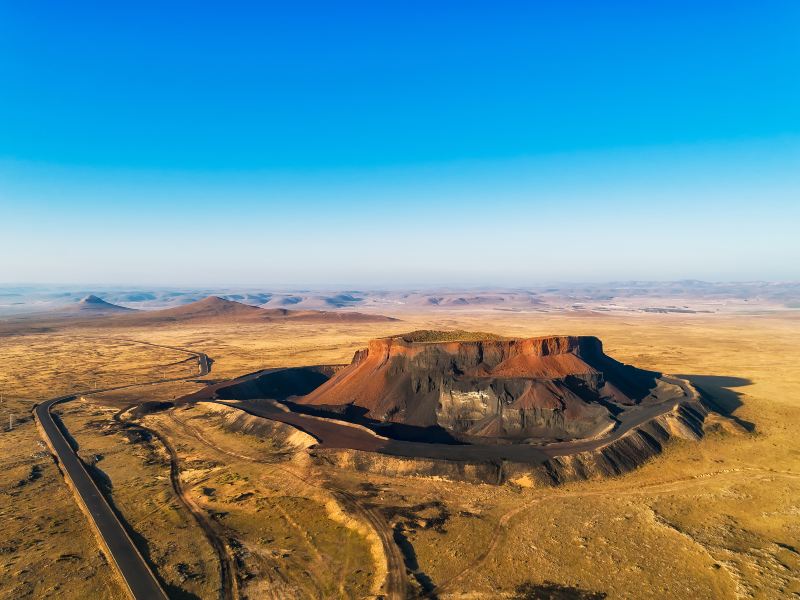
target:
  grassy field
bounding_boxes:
[54,398,220,599]
[142,402,378,599]
[0,309,798,598]
[0,337,192,600]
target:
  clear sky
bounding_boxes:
[1,1,799,285]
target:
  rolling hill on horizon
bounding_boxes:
[63,294,135,314]
[111,295,396,325]
[0,295,396,335]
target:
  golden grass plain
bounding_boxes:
[0,308,798,598]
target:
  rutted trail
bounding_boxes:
[117,411,238,600]
[167,405,409,600]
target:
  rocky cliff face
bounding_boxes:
[536,400,708,484]
[298,332,663,443]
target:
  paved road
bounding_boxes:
[35,395,169,600]
[33,343,210,600]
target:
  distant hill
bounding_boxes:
[399,292,544,309]
[63,295,134,314]
[261,293,365,310]
[129,295,264,321]
[111,296,396,325]
[0,295,395,335]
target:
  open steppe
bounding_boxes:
[1,304,798,599]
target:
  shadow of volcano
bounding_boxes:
[209,366,464,444]
[282,400,465,444]
[514,581,607,599]
[586,351,660,403]
[215,367,333,401]
[678,374,755,432]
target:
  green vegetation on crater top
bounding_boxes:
[394,329,510,343]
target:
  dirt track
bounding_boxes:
[133,418,238,600]
[167,408,410,600]
[332,489,409,600]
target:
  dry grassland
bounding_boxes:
[0,337,194,600]
[0,309,798,598]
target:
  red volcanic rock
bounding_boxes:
[297,332,661,442]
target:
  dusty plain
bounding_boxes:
[1,306,798,599]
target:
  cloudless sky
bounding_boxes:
[1,1,799,285]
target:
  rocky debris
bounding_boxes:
[310,393,717,486]
[538,401,708,484]
[191,403,316,451]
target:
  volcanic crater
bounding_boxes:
[296,330,693,445]
[200,330,716,483]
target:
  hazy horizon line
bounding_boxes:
[1,279,797,290]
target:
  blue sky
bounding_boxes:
[1,1,799,285]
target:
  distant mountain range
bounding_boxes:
[0,281,798,318]
[0,295,396,334]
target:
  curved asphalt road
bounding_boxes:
[36,395,169,599]
[33,343,209,600]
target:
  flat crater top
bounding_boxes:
[393,329,511,343]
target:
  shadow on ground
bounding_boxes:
[678,374,756,432]
[514,581,607,599]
